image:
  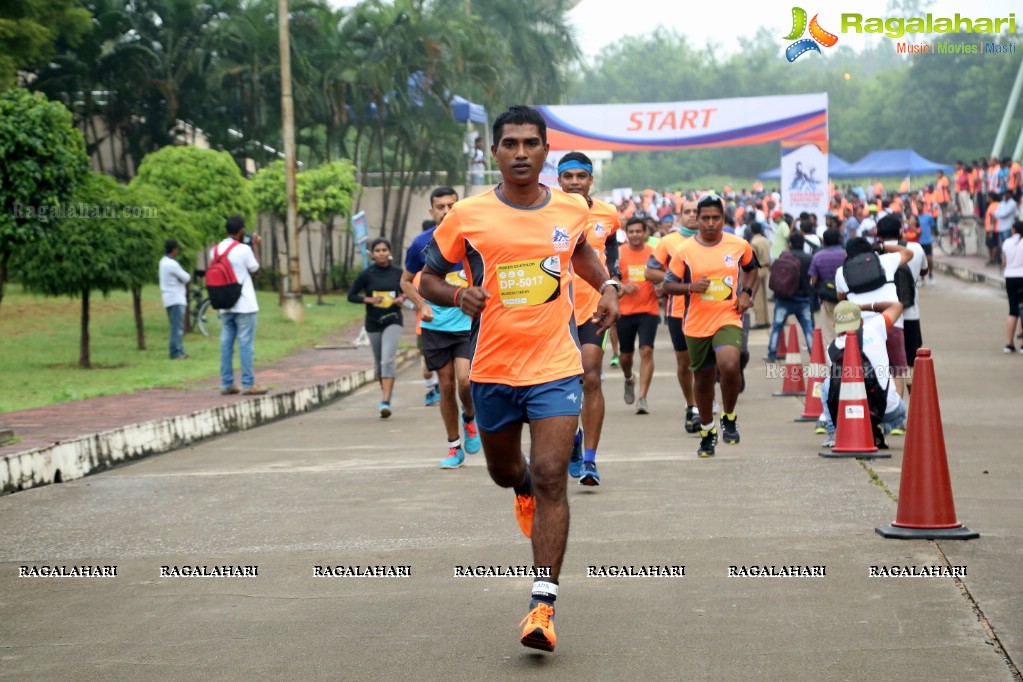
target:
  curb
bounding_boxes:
[0,348,419,496]
[934,260,1005,292]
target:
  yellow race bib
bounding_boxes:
[372,290,395,308]
[496,257,561,307]
[445,270,468,288]
[700,276,734,302]
[627,264,646,283]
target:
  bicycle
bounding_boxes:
[937,213,966,257]
[188,269,220,337]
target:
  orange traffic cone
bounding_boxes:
[819,330,890,459]
[773,324,806,397]
[795,328,826,422]
[876,349,978,539]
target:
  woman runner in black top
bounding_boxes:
[348,238,405,417]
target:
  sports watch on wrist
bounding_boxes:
[599,279,622,295]
[741,287,753,297]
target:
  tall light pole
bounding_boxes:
[279,0,303,322]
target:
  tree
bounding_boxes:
[253,159,360,300]
[13,173,130,368]
[119,184,202,350]
[0,0,92,89]
[132,145,255,244]
[296,160,359,302]
[0,87,90,311]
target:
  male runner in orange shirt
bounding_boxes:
[644,199,700,432]
[419,105,619,653]
[663,194,760,457]
[558,151,621,486]
[617,217,660,413]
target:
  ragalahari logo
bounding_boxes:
[784,7,839,61]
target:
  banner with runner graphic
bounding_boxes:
[536,93,827,152]
[781,143,829,226]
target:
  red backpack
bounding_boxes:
[769,250,802,298]
[206,241,243,309]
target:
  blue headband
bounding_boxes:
[558,159,593,175]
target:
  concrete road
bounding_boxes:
[1,275,1019,681]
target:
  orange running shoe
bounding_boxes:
[519,603,556,651]
[514,494,535,538]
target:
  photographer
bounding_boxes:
[212,215,266,396]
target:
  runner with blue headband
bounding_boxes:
[557,151,621,487]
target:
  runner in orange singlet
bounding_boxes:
[419,106,619,653]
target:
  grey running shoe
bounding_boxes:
[636,397,649,414]
[623,376,636,405]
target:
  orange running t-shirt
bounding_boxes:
[425,186,588,386]
[572,198,620,326]
[618,243,658,316]
[649,230,687,318]
[666,233,755,339]
[937,176,951,203]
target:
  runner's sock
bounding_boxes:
[530,578,558,607]
[583,448,597,464]
[573,429,583,446]
[461,411,474,424]
[723,411,736,421]
[448,438,461,450]
[513,467,533,497]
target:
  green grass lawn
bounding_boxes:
[0,288,364,414]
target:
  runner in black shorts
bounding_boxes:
[559,152,621,486]
[644,199,700,431]
[401,187,482,469]
[615,217,660,413]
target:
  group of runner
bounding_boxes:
[370,105,762,654]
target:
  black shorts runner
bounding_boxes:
[617,313,659,353]
[577,320,608,348]
[421,328,471,372]
[666,316,688,352]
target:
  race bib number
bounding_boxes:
[445,270,468,288]
[627,264,646,283]
[372,290,395,308]
[496,257,561,307]
[700,276,734,302]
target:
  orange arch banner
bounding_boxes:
[537,93,828,153]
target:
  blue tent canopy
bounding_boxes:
[757,152,851,180]
[831,149,953,178]
[451,95,487,124]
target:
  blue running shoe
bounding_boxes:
[439,446,465,469]
[463,418,482,454]
[424,386,440,407]
[568,437,583,478]
[579,461,600,486]
[379,402,392,418]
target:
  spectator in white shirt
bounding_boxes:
[1001,220,1023,353]
[158,239,191,360]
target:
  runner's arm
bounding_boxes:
[571,239,619,331]
[604,233,621,281]
[399,268,433,321]
[643,254,666,284]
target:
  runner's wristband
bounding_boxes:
[741,287,753,296]
[599,279,622,295]
[453,287,463,308]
